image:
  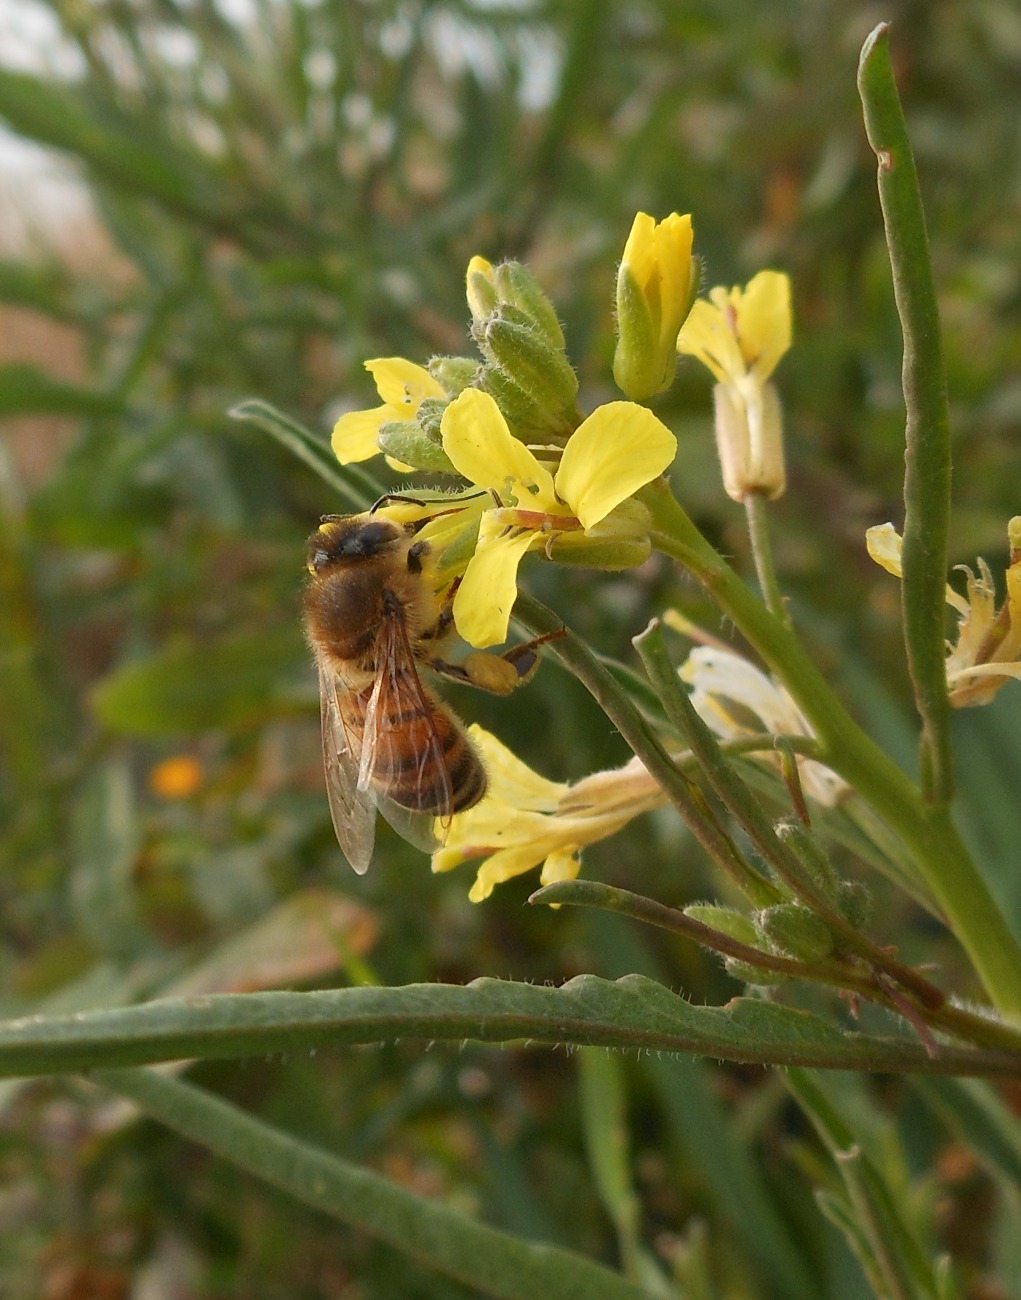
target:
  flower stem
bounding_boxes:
[513,591,780,908]
[743,490,789,624]
[642,479,1021,1017]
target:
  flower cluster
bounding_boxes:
[331,218,700,650]
[327,217,799,895]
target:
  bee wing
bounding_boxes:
[317,658,376,874]
[359,594,458,845]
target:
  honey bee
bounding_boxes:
[303,507,547,873]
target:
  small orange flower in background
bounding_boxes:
[149,754,204,799]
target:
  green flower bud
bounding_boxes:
[724,958,792,986]
[774,817,840,899]
[478,311,579,418]
[836,880,872,929]
[476,365,561,442]
[377,419,457,474]
[613,212,695,401]
[493,260,566,350]
[756,903,834,963]
[429,355,479,396]
[475,310,580,443]
[684,902,758,946]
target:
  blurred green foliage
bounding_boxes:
[2,0,1021,1295]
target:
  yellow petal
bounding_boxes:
[452,520,538,648]
[365,357,444,409]
[466,255,497,321]
[998,561,1021,662]
[441,388,558,509]
[620,212,656,279]
[737,271,791,380]
[331,404,390,462]
[868,522,970,615]
[468,843,550,902]
[676,296,744,383]
[653,214,694,335]
[539,846,581,887]
[555,402,676,530]
[468,724,568,808]
[865,522,904,577]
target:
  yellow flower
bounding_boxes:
[613,212,695,401]
[440,387,677,647]
[866,520,1021,707]
[677,271,791,501]
[433,726,663,901]
[676,640,847,806]
[331,357,445,463]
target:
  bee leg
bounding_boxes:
[429,630,565,696]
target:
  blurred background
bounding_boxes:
[2,0,1021,1295]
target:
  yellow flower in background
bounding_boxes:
[331,357,445,463]
[433,726,663,901]
[677,641,847,806]
[866,520,1021,707]
[613,212,695,401]
[440,387,677,647]
[677,270,791,501]
[678,271,791,384]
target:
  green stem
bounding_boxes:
[513,592,780,908]
[643,480,1021,1017]
[535,881,1021,1057]
[743,490,789,624]
[858,25,954,804]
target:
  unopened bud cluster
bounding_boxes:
[467,256,581,445]
[683,815,871,985]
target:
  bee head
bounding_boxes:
[306,514,406,574]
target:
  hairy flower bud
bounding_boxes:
[613,212,695,401]
[475,309,580,441]
[756,903,834,963]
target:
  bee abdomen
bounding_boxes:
[371,703,487,815]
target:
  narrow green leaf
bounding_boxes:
[90,624,305,735]
[786,1068,958,1300]
[577,1049,646,1286]
[230,399,380,509]
[95,1067,650,1300]
[857,24,953,802]
[0,977,1019,1079]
